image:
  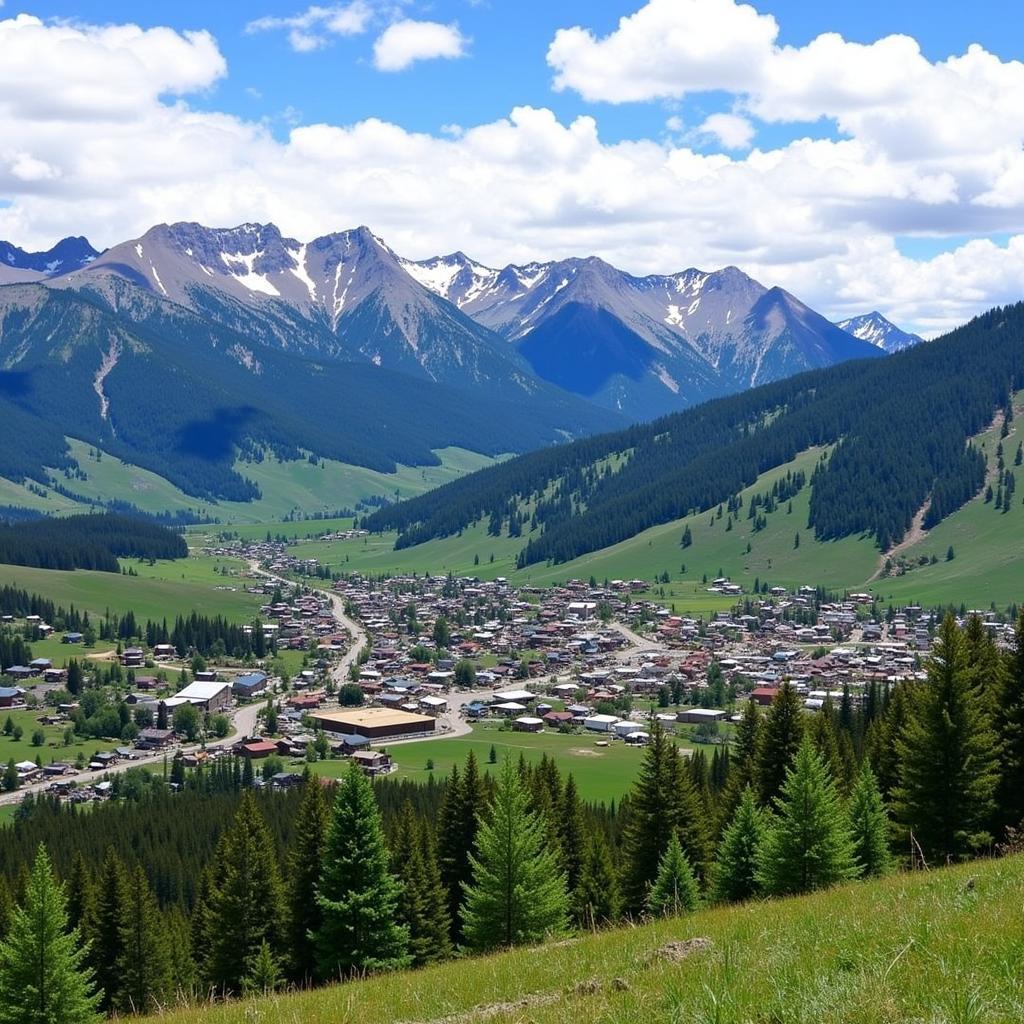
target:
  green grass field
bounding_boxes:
[139,852,1024,1024]
[13,441,501,525]
[308,722,667,802]
[0,554,261,625]
[0,708,120,767]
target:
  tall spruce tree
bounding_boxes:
[893,614,999,863]
[995,612,1024,833]
[756,682,805,805]
[392,802,452,967]
[63,853,95,939]
[621,722,710,912]
[847,761,893,878]
[559,775,587,896]
[208,793,285,994]
[90,847,127,1012]
[712,786,766,904]
[757,736,857,896]
[437,754,487,944]
[0,845,101,1024]
[286,774,330,983]
[461,756,568,951]
[314,763,409,980]
[574,829,620,928]
[116,864,173,1015]
[646,834,700,917]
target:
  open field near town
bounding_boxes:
[138,852,1024,1024]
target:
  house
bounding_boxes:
[310,707,435,740]
[171,680,232,713]
[583,714,620,733]
[233,672,269,699]
[153,644,176,660]
[351,750,393,776]
[121,648,145,668]
[29,658,52,673]
[136,728,175,750]
[542,710,574,727]
[61,632,84,645]
[239,741,277,759]
[513,716,544,733]
[677,708,728,725]
[14,761,40,781]
[750,686,780,707]
[3,666,34,681]
[0,687,20,708]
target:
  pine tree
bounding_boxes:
[392,803,452,966]
[116,864,173,1015]
[757,736,857,896]
[559,775,587,895]
[208,793,285,994]
[646,834,700,917]
[63,853,95,938]
[894,615,999,863]
[847,761,893,878]
[242,940,282,997]
[574,829,620,928]
[995,612,1024,833]
[0,845,101,1024]
[314,763,409,980]
[712,786,766,903]
[461,756,568,951]
[437,754,486,944]
[756,682,805,805]
[286,774,329,983]
[621,723,711,913]
[90,848,127,1012]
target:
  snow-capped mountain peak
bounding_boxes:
[836,311,923,352]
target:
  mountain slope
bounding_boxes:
[0,236,98,276]
[0,281,620,504]
[404,252,884,417]
[136,855,1024,1024]
[837,311,924,352]
[364,301,1024,567]
[57,223,546,398]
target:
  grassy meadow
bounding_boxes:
[138,853,1024,1024]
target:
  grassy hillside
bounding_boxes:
[0,554,259,626]
[140,854,1024,1024]
[18,441,502,525]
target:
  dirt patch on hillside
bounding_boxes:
[649,937,714,963]
[569,748,604,757]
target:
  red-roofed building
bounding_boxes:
[750,687,780,707]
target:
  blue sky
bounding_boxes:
[16,0,1021,145]
[2,0,1024,333]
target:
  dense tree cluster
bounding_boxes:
[0,514,187,572]
[366,303,1024,564]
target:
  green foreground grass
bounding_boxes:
[140,853,1024,1024]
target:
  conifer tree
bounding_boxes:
[461,756,568,951]
[90,848,127,1012]
[0,845,101,1024]
[847,761,893,878]
[621,723,710,912]
[646,834,700,917]
[116,864,173,1015]
[756,682,804,805]
[0,877,12,944]
[757,736,857,896]
[63,853,95,938]
[242,940,282,996]
[894,614,999,863]
[392,802,452,966]
[208,793,285,994]
[286,774,329,982]
[189,865,216,988]
[574,829,620,928]
[437,754,486,943]
[995,611,1024,832]
[559,775,587,895]
[314,763,409,980]
[712,786,766,903]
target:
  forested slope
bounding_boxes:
[365,303,1024,564]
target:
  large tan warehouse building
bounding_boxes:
[311,707,435,740]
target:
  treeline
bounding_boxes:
[0,513,187,571]
[366,302,1024,563]
[4,610,1024,1019]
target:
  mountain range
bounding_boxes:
[0,221,922,511]
[3,223,914,417]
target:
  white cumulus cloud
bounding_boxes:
[696,113,754,150]
[246,2,373,52]
[372,19,468,72]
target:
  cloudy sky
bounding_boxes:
[1,0,1024,334]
